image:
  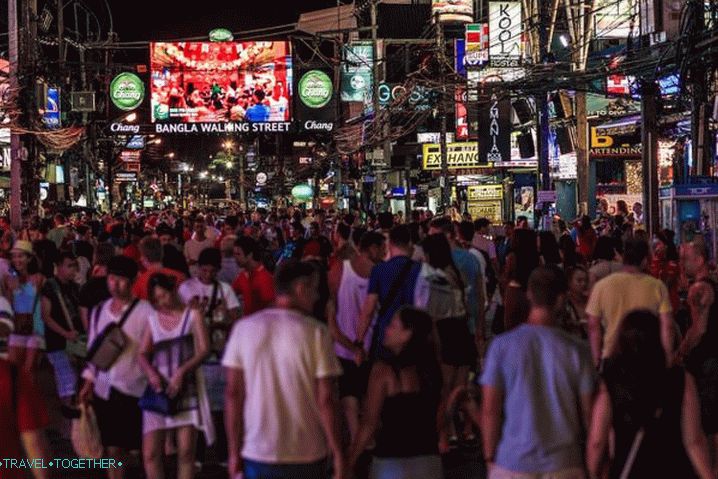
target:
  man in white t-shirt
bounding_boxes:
[223,260,344,479]
[184,217,214,278]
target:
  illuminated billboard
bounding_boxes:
[150,42,292,126]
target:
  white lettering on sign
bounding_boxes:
[304,120,334,132]
[110,123,140,134]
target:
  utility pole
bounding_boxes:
[334,22,343,207]
[641,79,659,234]
[537,0,551,194]
[404,46,412,217]
[437,13,451,212]
[689,0,712,175]
[370,0,385,212]
[8,0,22,229]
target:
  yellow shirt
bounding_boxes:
[585,271,672,358]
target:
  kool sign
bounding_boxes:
[489,1,523,68]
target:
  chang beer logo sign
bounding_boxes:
[209,28,234,42]
[110,73,145,111]
[299,70,333,109]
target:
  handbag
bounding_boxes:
[85,299,139,371]
[50,279,87,358]
[138,384,179,416]
[70,403,104,459]
[14,285,40,335]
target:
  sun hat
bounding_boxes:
[10,240,33,256]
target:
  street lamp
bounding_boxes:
[167,152,175,159]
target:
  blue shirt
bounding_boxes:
[367,256,421,355]
[452,248,480,332]
[481,324,596,473]
[245,104,270,122]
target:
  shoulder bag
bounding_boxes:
[49,279,87,358]
[85,299,140,371]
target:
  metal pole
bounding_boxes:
[8,0,22,229]
[641,80,659,235]
[370,0,383,212]
[437,15,451,212]
[537,0,551,227]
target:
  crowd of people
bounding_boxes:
[0,204,717,479]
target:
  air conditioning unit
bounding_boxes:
[71,92,96,112]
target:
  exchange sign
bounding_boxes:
[422,142,484,170]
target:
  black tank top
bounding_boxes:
[604,364,697,479]
[373,391,439,458]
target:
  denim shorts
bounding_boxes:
[243,458,328,479]
[370,455,444,479]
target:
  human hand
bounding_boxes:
[79,380,94,404]
[149,373,164,394]
[166,370,184,398]
[65,330,79,342]
[228,454,243,478]
[352,347,365,367]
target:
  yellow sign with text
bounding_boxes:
[422,142,484,170]
[467,185,503,202]
[467,201,503,223]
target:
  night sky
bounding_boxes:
[111,0,341,41]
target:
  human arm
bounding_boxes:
[481,384,503,466]
[327,263,363,364]
[682,372,713,479]
[586,380,612,477]
[224,367,245,478]
[316,377,346,479]
[79,306,89,332]
[168,310,211,397]
[659,311,675,367]
[356,293,379,345]
[349,363,387,467]
[40,295,77,341]
[137,325,163,393]
[587,314,603,367]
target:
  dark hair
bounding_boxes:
[430,217,453,236]
[359,231,385,252]
[605,310,668,426]
[475,218,491,230]
[235,236,260,260]
[559,235,579,268]
[94,243,115,267]
[140,236,164,263]
[458,221,475,242]
[566,265,588,285]
[352,227,367,246]
[539,231,562,265]
[198,247,221,268]
[511,229,540,289]
[623,238,650,267]
[378,212,394,230]
[656,229,679,262]
[388,306,441,393]
[336,222,351,242]
[225,216,239,229]
[580,215,593,234]
[423,234,466,299]
[274,260,316,296]
[76,225,89,236]
[389,225,411,248]
[593,236,617,262]
[528,265,568,308]
[55,251,77,266]
[148,273,179,304]
[291,221,305,234]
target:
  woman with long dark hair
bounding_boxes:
[576,215,597,261]
[421,234,476,444]
[587,310,713,479]
[502,229,539,331]
[349,307,444,479]
[539,231,562,266]
[651,229,680,313]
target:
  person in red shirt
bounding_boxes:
[131,236,186,300]
[0,358,51,479]
[232,236,274,316]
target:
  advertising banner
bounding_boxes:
[467,184,503,201]
[295,67,336,133]
[514,185,535,226]
[478,92,512,164]
[150,41,292,127]
[43,87,61,129]
[432,0,473,24]
[468,201,503,224]
[341,42,373,105]
[489,1,523,68]
[110,73,145,112]
[422,142,482,170]
[456,87,479,140]
[593,0,639,39]
[590,125,642,159]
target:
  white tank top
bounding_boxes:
[335,260,370,360]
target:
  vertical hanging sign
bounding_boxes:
[479,92,512,164]
[489,1,523,68]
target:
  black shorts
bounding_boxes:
[338,358,370,399]
[93,387,142,450]
[436,317,477,368]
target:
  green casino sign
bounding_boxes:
[110,73,145,111]
[298,70,333,109]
